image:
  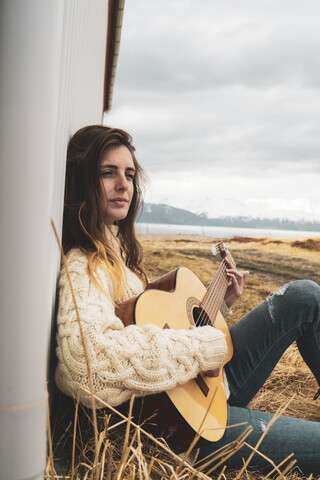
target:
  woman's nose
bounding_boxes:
[116,174,129,190]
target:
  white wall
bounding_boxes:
[0,1,109,479]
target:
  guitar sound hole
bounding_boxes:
[193,307,211,327]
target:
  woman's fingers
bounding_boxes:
[227,268,249,286]
[224,266,249,307]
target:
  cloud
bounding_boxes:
[145,170,320,221]
[105,0,320,222]
[117,0,320,92]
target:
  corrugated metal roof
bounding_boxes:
[104,0,125,111]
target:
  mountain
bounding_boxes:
[138,203,320,232]
[138,203,206,226]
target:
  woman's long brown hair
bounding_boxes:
[62,125,147,295]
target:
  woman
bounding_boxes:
[55,124,320,474]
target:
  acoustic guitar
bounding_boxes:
[115,242,235,453]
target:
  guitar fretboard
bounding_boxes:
[198,252,235,326]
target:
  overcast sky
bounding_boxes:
[104,0,320,221]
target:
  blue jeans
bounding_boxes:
[197,280,320,475]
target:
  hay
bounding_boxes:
[48,391,308,480]
[48,234,320,479]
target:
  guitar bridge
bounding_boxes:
[195,373,209,397]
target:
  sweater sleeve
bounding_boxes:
[55,251,228,409]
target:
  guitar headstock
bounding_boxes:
[212,242,236,268]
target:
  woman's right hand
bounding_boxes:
[189,324,223,378]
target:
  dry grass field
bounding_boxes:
[141,234,320,424]
[48,234,320,480]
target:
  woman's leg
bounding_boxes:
[225,279,320,407]
[197,405,320,474]
[196,280,320,474]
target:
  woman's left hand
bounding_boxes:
[224,259,249,308]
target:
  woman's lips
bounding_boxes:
[110,198,128,206]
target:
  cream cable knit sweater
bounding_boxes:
[55,229,228,409]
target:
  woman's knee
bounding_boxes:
[289,279,320,303]
[266,280,320,322]
[277,280,320,314]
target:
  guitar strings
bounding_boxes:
[207,253,235,323]
[205,259,226,306]
[209,260,229,320]
[197,265,224,326]
[197,261,226,326]
[206,264,227,324]
[197,253,234,327]
[200,266,224,324]
[208,254,234,320]
[197,244,235,326]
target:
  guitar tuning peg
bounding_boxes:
[211,245,218,256]
[221,242,229,255]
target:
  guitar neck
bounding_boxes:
[200,253,234,326]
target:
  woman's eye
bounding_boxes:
[101,171,113,177]
[126,173,135,181]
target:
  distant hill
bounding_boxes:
[138,203,320,232]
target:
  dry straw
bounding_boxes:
[48,222,312,479]
[47,386,301,479]
[51,220,99,480]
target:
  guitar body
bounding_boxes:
[116,266,234,453]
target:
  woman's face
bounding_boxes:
[99,145,136,224]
